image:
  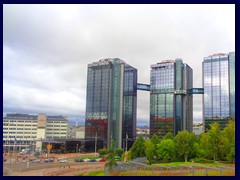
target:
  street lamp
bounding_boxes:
[125,133,128,151]
[76,144,78,155]
[95,131,97,157]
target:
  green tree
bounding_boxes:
[222,120,235,163]
[98,148,109,156]
[151,133,161,145]
[174,131,195,162]
[144,139,155,164]
[156,139,175,161]
[162,132,174,140]
[196,133,213,159]
[227,146,235,163]
[207,122,221,161]
[105,140,117,173]
[150,133,161,159]
[115,148,124,157]
[130,135,146,159]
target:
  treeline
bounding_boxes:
[128,120,235,164]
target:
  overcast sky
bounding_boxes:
[3,4,235,126]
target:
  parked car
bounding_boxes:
[83,158,90,162]
[115,156,121,161]
[32,159,41,163]
[89,159,96,162]
[98,158,106,162]
[29,158,36,162]
[22,159,28,163]
[44,158,54,163]
[74,159,84,162]
[58,158,67,163]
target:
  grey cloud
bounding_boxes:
[3,4,234,126]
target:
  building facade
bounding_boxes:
[150,59,193,137]
[67,125,85,139]
[85,58,137,149]
[3,113,68,152]
[203,52,235,131]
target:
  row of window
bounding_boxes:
[3,136,37,139]
[3,132,37,134]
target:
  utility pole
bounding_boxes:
[125,133,128,151]
[95,131,97,156]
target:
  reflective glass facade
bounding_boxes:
[150,59,193,138]
[85,58,137,149]
[203,52,235,131]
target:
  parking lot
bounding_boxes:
[3,152,105,176]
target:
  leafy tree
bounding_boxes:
[150,133,161,159]
[105,140,117,173]
[227,146,235,163]
[174,130,195,162]
[162,132,174,140]
[222,120,235,162]
[144,139,155,164]
[207,122,222,161]
[151,133,161,145]
[98,148,109,156]
[115,148,124,156]
[130,135,146,159]
[196,133,213,159]
[156,139,175,161]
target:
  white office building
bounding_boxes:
[3,113,68,152]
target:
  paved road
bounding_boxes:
[3,153,105,176]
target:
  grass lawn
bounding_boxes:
[156,161,234,167]
[75,170,104,176]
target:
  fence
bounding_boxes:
[104,159,235,176]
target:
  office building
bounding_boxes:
[3,113,68,152]
[150,59,193,137]
[203,52,235,131]
[85,58,137,149]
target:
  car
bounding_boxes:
[98,158,106,162]
[83,158,90,162]
[89,159,96,162]
[58,158,67,163]
[58,157,65,161]
[115,156,121,161]
[29,158,36,162]
[74,159,84,162]
[44,158,54,162]
[32,159,41,163]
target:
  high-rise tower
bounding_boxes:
[203,52,235,131]
[150,59,193,137]
[85,58,137,149]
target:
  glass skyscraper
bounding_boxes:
[85,58,137,149]
[150,59,193,137]
[203,52,235,131]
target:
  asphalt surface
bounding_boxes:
[3,153,105,176]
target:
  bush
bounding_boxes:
[98,149,109,156]
[193,157,214,163]
[34,151,40,157]
[115,148,124,156]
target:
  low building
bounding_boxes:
[136,127,150,139]
[193,123,204,136]
[67,125,85,139]
[3,113,68,152]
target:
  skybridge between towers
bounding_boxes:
[137,83,204,95]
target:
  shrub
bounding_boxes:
[98,149,109,156]
[115,148,124,156]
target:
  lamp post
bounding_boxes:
[76,144,78,155]
[125,133,128,151]
[95,131,97,157]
